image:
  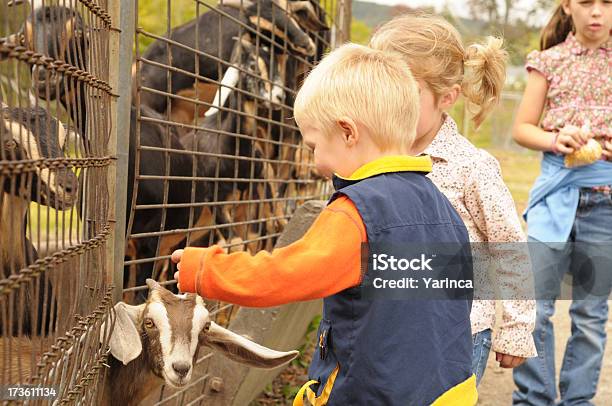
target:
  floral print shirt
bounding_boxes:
[526,33,612,139]
[424,115,537,358]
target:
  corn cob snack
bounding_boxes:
[564,124,603,168]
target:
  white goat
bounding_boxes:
[99,279,298,405]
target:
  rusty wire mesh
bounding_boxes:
[0,0,114,403]
[128,0,348,403]
[1,0,349,403]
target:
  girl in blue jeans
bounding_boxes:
[512,1,612,404]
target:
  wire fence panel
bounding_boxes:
[0,0,114,403]
[128,0,349,403]
[1,0,349,403]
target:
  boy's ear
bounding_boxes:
[438,84,461,111]
[336,117,359,147]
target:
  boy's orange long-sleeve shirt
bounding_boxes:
[178,196,367,307]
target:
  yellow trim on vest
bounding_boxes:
[293,364,340,406]
[335,155,433,181]
[431,374,478,406]
[293,380,318,406]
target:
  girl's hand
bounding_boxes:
[496,352,526,368]
[171,249,184,290]
[553,125,591,155]
[603,139,612,161]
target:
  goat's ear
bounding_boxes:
[100,302,145,365]
[145,278,162,290]
[199,321,298,369]
[290,1,329,32]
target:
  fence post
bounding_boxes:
[332,0,352,46]
[107,0,135,303]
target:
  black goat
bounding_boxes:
[1,105,79,336]
[129,33,294,286]
[137,0,328,119]
[1,5,290,298]
[179,38,288,253]
[0,6,195,302]
[0,6,90,152]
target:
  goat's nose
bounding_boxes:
[273,92,284,105]
[59,172,79,195]
[172,362,191,378]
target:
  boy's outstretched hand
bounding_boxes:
[171,249,184,291]
[496,352,526,369]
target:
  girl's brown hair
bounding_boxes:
[369,13,507,128]
[540,4,573,50]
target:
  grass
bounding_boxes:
[27,203,80,245]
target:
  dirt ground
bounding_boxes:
[478,300,612,405]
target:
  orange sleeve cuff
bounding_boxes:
[178,246,223,295]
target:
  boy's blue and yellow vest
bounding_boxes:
[294,156,477,406]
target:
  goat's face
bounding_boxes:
[0,7,87,103]
[1,106,79,209]
[225,0,319,57]
[103,279,298,388]
[240,39,286,110]
[139,282,209,387]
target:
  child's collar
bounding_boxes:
[332,155,432,189]
[566,32,612,55]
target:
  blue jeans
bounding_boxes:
[472,328,492,386]
[513,189,612,406]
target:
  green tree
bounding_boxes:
[350,18,371,45]
[137,0,216,53]
[468,0,500,25]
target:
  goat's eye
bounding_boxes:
[144,318,155,329]
[4,140,17,150]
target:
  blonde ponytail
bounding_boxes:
[370,13,508,129]
[462,37,507,128]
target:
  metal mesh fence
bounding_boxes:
[0,0,115,403]
[0,0,349,403]
[128,0,347,403]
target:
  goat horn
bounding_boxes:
[204,67,240,118]
[145,278,162,291]
[222,0,254,9]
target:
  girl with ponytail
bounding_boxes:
[511,1,612,404]
[370,13,537,386]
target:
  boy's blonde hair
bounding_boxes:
[369,14,507,128]
[294,43,419,152]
